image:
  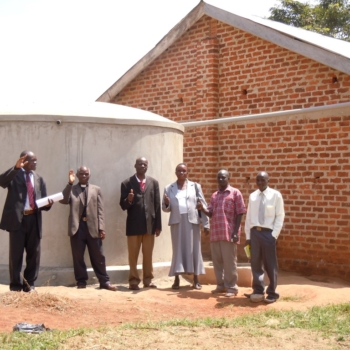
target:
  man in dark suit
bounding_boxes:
[0,151,52,292]
[60,167,116,291]
[120,157,162,290]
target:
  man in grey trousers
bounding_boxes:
[198,169,246,297]
[244,171,285,303]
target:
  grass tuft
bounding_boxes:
[279,295,306,302]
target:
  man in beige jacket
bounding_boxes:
[60,166,116,291]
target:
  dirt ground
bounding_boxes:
[0,270,350,335]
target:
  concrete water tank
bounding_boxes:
[0,102,183,286]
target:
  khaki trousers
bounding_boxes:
[210,240,238,293]
[127,234,155,286]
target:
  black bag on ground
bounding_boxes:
[13,322,50,333]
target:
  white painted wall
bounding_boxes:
[0,103,183,272]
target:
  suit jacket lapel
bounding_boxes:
[33,172,41,200]
[143,176,149,193]
[19,170,27,185]
[170,182,177,197]
[72,185,84,204]
[131,175,140,193]
[86,185,92,205]
[188,181,194,198]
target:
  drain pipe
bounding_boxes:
[181,102,350,127]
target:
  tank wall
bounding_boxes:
[0,120,183,268]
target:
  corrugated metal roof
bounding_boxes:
[205,0,350,59]
[246,16,350,59]
[97,1,350,102]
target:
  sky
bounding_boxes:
[0,0,286,104]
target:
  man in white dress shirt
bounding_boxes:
[244,171,285,303]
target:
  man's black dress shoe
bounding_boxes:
[77,284,87,289]
[23,286,35,293]
[100,283,117,291]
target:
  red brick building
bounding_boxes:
[98,2,350,280]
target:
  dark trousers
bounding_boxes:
[9,214,40,291]
[250,227,279,299]
[70,221,109,286]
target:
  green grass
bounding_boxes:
[0,328,90,350]
[1,303,349,349]
[121,302,350,336]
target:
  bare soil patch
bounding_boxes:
[0,271,349,333]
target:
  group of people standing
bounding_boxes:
[0,151,284,304]
[166,164,284,304]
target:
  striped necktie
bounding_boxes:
[25,172,36,209]
[140,181,145,192]
[258,192,265,225]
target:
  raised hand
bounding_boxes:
[164,193,170,206]
[127,189,134,203]
[68,169,76,184]
[15,154,28,169]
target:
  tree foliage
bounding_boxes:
[269,0,350,41]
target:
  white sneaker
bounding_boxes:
[225,291,238,297]
[250,294,265,303]
[264,296,277,304]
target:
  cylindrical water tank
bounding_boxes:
[0,102,183,285]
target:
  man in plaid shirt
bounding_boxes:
[199,169,246,297]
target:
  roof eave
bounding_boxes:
[97,1,205,102]
[204,3,350,75]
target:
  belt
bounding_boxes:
[253,226,271,231]
[23,209,37,215]
[81,217,87,222]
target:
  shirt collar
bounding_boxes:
[259,186,269,194]
[218,185,230,193]
[135,174,146,183]
[21,169,32,175]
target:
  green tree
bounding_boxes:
[269,0,350,41]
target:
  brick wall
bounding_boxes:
[112,15,350,279]
[218,113,350,280]
[114,16,350,117]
